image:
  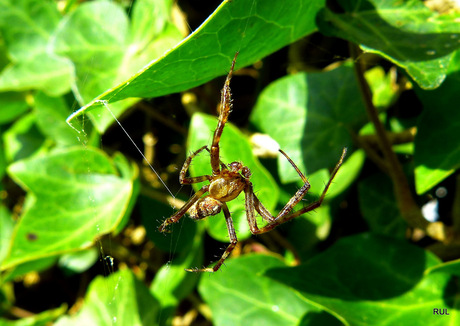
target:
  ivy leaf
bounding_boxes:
[0,0,61,61]
[1,147,137,269]
[266,233,457,325]
[358,173,407,237]
[54,269,159,326]
[0,0,73,96]
[54,0,182,132]
[317,0,460,89]
[199,254,321,326]
[0,53,73,96]
[414,51,460,194]
[251,66,366,181]
[66,0,326,125]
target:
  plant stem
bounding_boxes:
[350,45,428,230]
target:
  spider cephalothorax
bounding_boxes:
[188,162,250,219]
[159,52,347,272]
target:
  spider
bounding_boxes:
[159,52,347,272]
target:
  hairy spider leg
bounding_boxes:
[185,203,237,272]
[158,185,210,233]
[210,52,239,175]
[245,148,347,234]
[180,145,213,184]
[203,147,228,171]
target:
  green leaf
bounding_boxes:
[188,113,278,242]
[251,66,366,181]
[0,1,72,96]
[128,0,173,48]
[54,269,160,326]
[426,259,460,277]
[0,305,66,326]
[0,205,14,264]
[358,173,407,237]
[0,53,73,96]
[364,66,397,109]
[66,0,326,124]
[58,248,99,274]
[2,113,47,162]
[414,51,460,194]
[0,0,61,61]
[1,256,57,283]
[266,233,457,326]
[317,0,460,89]
[199,254,319,326]
[150,226,203,325]
[0,92,29,124]
[55,0,182,132]
[1,147,137,269]
[34,92,80,146]
[140,195,198,253]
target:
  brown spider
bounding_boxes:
[159,52,347,272]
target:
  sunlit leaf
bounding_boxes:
[317,0,460,89]
[267,233,456,326]
[54,269,159,326]
[199,254,323,326]
[414,51,460,194]
[66,0,326,125]
[2,147,137,269]
[251,66,366,181]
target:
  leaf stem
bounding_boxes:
[350,45,428,230]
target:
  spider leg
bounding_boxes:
[158,185,209,232]
[210,52,239,175]
[180,145,213,184]
[204,147,227,170]
[186,203,237,272]
[247,148,347,234]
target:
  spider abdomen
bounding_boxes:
[188,196,222,219]
[209,177,245,202]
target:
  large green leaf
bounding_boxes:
[358,172,407,237]
[0,0,61,61]
[187,113,278,242]
[266,233,459,325]
[48,0,181,132]
[1,147,137,269]
[0,0,73,96]
[317,0,460,89]
[66,0,326,125]
[199,254,327,326]
[0,53,73,96]
[54,269,159,326]
[414,51,460,194]
[251,66,366,181]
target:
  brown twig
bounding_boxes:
[350,44,428,230]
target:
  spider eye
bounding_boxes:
[228,162,242,172]
[242,167,251,178]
